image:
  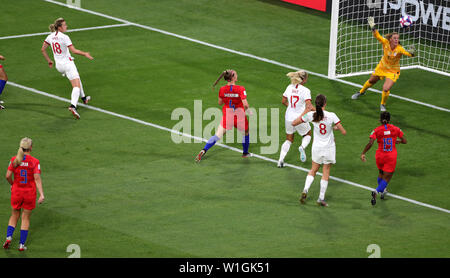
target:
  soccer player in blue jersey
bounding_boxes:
[0,54,8,109]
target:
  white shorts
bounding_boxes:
[56,61,80,81]
[285,120,311,136]
[312,145,336,164]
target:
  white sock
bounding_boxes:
[303,175,314,193]
[319,179,328,200]
[79,80,85,98]
[71,87,80,107]
[301,135,311,149]
[278,140,292,162]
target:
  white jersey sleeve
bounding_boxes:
[282,85,290,98]
[63,34,73,48]
[330,112,341,125]
[301,87,312,104]
[44,34,51,45]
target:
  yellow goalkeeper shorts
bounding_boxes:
[373,65,400,82]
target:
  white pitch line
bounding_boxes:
[0,23,131,40]
[43,0,450,113]
[7,81,450,215]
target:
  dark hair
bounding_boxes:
[313,94,327,122]
[380,111,390,125]
[212,69,235,89]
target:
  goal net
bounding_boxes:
[328,0,450,78]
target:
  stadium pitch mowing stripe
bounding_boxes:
[8,81,450,215]
[43,0,450,113]
[0,23,132,40]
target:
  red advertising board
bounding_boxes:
[282,0,327,12]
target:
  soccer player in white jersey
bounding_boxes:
[292,94,346,207]
[277,70,314,168]
[41,18,93,119]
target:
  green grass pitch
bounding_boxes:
[0,0,448,258]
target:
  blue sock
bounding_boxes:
[20,230,28,245]
[242,135,250,154]
[6,225,15,238]
[376,179,388,193]
[203,135,219,152]
[377,177,382,184]
[0,80,6,96]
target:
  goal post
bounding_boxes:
[328,0,450,79]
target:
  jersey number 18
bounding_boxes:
[52,42,62,54]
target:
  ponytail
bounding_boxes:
[49,18,65,32]
[13,148,25,168]
[212,71,226,90]
[212,69,236,90]
[286,70,308,85]
[312,94,327,122]
[13,137,32,167]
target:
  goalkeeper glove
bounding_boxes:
[407,45,416,57]
[368,17,376,31]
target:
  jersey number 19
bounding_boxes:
[383,138,393,152]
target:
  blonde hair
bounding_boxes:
[13,137,32,167]
[286,70,308,85]
[49,18,65,32]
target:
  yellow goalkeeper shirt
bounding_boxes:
[374,30,412,73]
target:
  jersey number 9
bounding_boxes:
[20,170,28,184]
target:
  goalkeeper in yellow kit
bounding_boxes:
[352,17,416,111]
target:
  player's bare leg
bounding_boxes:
[3,209,20,249]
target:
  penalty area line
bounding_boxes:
[7,81,450,215]
[0,23,132,40]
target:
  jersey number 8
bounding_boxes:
[319,123,327,135]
